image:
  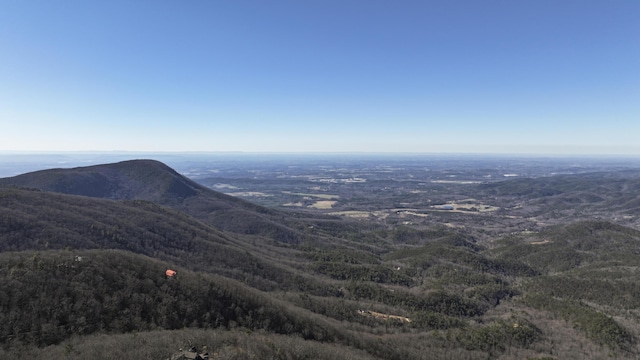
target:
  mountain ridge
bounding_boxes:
[0,160,308,242]
[1,159,223,203]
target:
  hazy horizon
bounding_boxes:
[1,1,638,155]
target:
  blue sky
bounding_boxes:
[0,1,638,154]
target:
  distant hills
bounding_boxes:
[477,171,640,213]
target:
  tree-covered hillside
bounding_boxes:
[2,161,640,359]
[0,160,313,242]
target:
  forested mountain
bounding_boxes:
[0,250,355,348]
[0,159,203,203]
[2,161,640,359]
[0,160,320,242]
[0,186,332,292]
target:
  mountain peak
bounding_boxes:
[0,159,202,203]
[0,159,301,241]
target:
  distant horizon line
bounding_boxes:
[1,150,640,159]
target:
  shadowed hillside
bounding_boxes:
[0,186,333,293]
[0,160,315,242]
[0,160,203,203]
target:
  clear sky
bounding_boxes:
[0,1,638,154]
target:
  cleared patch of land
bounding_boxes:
[328,211,371,218]
[398,210,430,218]
[227,191,272,197]
[282,191,340,199]
[308,200,337,209]
[357,309,411,323]
[212,183,239,189]
[283,202,304,207]
[530,239,552,245]
[452,203,499,212]
[431,200,499,213]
